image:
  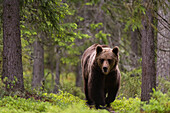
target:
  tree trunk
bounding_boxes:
[53,47,60,93]
[141,1,156,101]
[131,29,140,56]
[32,34,44,89]
[47,45,55,92]
[156,0,170,85]
[76,62,82,87]
[130,29,141,68]
[2,0,24,91]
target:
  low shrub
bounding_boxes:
[142,89,170,113]
[112,89,170,113]
[111,96,141,113]
[0,87,169,113]
[0,96,51,113]
[0,91,109,113]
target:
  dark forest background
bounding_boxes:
[0,0,169,112]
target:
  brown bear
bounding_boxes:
[81,44,121,109]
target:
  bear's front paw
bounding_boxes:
[95,105,106,109]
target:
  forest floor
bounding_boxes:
[0,90,169,113]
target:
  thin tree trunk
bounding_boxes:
[141,1,156,101]
[130,29,141,68]
[76,62,82,87]
[131,29,140,56]
[51,64,55,91]
[2,0,24,91]
[32,34,44,89]
[53,47,60,93]
[156,0,170,86]
[49,46,55,92]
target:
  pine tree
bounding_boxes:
[2,0,24,91]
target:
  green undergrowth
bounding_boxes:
[0,91,108,113]
[112,89,170,113]
[0,89,169,113]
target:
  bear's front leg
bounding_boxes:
[105,84,119,107]
[88,76,105,109]
[90,88,105,109]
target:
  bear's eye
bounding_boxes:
[108,59,112,64]
[100,59,104,64]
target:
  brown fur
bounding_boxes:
[81,44,121,109]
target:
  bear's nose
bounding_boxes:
[103,67,108,72]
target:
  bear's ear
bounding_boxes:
[112,46,119,56]
[96,45,103,54]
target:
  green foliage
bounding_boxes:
[111,89,170,113]
[119,68,170,99]
[95,30,110,44]
[59,82,85,99]
[90,23,103,30]
[42,91,82,108]
[157,76,170,94]
[21,0,72,31]
[142,89,170,113]
[23,69,85,99]
[111,97,141,113]
[119,68,142,98]
[0,96,50,113]
[59,72,85,99]
[119,67,170,100]
[0,89,169,113]
[0,91,108,113]
[21,0,86,50]
[123,0,144,31]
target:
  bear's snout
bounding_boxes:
[101,60,110,75]
[103,67,108,72]
[102,66,109,75]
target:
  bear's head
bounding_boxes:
[95,45,119,75]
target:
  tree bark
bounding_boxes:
[141,1,156,101]
[2,0,24,91]
[32,34,44,89]
[156,0,170,83]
